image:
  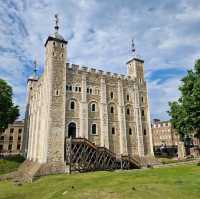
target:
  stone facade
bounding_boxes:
[0,121,24,155]
[22,20,154,174]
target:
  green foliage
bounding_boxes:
[0,79,19,132]
[168,59,200,138]
[0,155,24,175]
[0,164,200,199]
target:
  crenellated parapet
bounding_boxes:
[66,62,136,82]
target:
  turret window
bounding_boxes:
[91,124,97,135]
[70,101,75,110]
[111,106,114,114]
[141,110,145,117]
[129,128,132,135]
[110,92,113,99]
[127,108,130,115]
[91,103,96,112]
[112,127,115,135]
[127,95,129,101]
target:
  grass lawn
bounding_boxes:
[0,164,200,199]
[0,155,24,175]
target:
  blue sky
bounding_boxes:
[0,0,200,120]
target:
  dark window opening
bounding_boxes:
[90,88,92,94]
[142,110,145,117]
[112,127,115,134]
[18,129,22,134]
[75,87,78,91]
[9,136,13,141]
[0,136,4,141]
[111,106,114,114]
[0,145,3,151]
[87,88,89,93]
[144,129,147,136]
[141,97,144,102]
[18,136,21,141]
[129,128,132,135]
[70,101,75,110]
[92,104,96,112]
[8,144,12,150]
[10,128,14,133]
[127,95,129,101]
[127,108,130,115]
[79,87,81,92]
[17,144,21,150]
[92,124,97,135]
[110,92,113,99]
[66,85,68,90]
[69,85,72,91]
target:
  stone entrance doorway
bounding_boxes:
[68,122,76,138]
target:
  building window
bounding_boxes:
[141,96,144,103]
[10,128,14,134]
[0,136,4,141]
[110,92,113,99]
[91,124,97,135]
[141,110,144,117]
[87,88,89,93]
[127,108,130,115]
[8,144,12,150]
[66,85,68,90]
[75,87,78,92]
[111,106,114,114]
[17,144,21,150]
[70,101,75,110]
[144,129,147,136]
[19,129,22,134]
[53,41,55,46]
[18,136,21,141]
[62,44,64,48]
[91,103,96,112]
[129,128,132,135]
[112,127,115,135]
[90,88,92,94]
[0,145,3,151]
[69,85,72,91]
[79,87,81,92]
[127,95,129,101]
[9,136,13,141]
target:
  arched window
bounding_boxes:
[141,109,145,117]
[127,108,130,115]
[111,106,114,114]
[129,128,132,135]
[91,103,96,112]
[92,124,97,134]
[90,88,92,94]
[112,127,115,134]
[87,88,89,93]
[144,129,146,136]
[69,85,72,91]
[70,101,75,110]
[110,92,113,99]
[127,95,129,101]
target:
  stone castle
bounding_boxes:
[22,16,154,174]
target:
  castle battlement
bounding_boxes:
[66,62,135,81]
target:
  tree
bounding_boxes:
[168,59,200,139]
[0,79,19,133]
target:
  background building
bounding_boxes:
[0,121,24,156]
[152,119,179,156]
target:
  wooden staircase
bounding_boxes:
[65,138,141,172]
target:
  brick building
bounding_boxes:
[0,121,24,155]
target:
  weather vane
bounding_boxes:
[131,38,136,57]
[33,60,37,78]
[54,14,59,32]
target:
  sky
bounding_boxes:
[0,0,200,121]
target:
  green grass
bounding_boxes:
[0,163,200,199]
[0,155,24,175]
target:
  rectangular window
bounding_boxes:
[10,128,14,133]
[18,129,22,134]
[18,136,21,141]
[9,136,13,141]
[8,144,12,150]
[0,145,3,151]
[17,144,21,150]
[0,136,4,141]
[92,124,96,135]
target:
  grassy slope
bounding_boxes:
[0,164,200,199]
[0,155,24,175]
